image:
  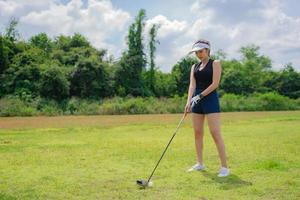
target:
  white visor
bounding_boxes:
[188,42,210,55]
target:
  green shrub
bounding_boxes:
[37,98,63,116]
[220,92,299,112]
[39,65,70,101]
[0,92,299,117]
[220,93,244,112]
[0,96,37,116]
[256,92,293,110]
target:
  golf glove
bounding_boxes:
[190,93,204,108]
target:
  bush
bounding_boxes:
[220,92,299,112]
[64,97,102,115]
[220,93,244,112]
[36,98,63,116]
[256,92,295,110]
[39,65,69,101]
[0,96,37,116]
[0,92,299,117]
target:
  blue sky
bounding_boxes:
[0,0,299,72]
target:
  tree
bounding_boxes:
[239,44,272,93]
[1,63,41,96]
[147,24,160,94]
[0,47,47,96]
[115,9,148,96]
[218,59,252,95]
[153,70,176,97]
[0,18,21,75]
[171,56,198,96]
[54,35,72,51]
[39,65,70,100]
[240,44,272,71]
[116,52,147,96]
[30,33,53,53]
[128,9,146,70]
[51,46,106,67]
[52,33,106,67]
[277,63,300,99]
[5,18,20,42]
[70,33,90,48]
[0,35,10,74]
[70,58,111,98]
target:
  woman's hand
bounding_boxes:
[184,102,191,114]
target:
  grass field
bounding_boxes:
[0,111,299,200]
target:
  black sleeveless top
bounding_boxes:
[193,58,214,90]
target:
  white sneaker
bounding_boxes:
[187,163,205,172]
[218,167,230,177]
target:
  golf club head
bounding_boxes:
[136,179,153,188]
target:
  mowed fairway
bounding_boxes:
[0,111,299,200]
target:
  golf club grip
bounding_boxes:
[147,113,187,183]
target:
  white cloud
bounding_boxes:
[186,0,214,39]
[1,0,131,56]
[184,0,300,70]
[145,15,187,38]
[0,0,299,72]
[144,15,189,71]
[190,0,209,13]
[143,0,299,72]
[0,0,53,17]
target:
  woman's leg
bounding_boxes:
[192,113,205,165]
[206,113,228,168]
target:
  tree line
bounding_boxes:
[0,9,299,103]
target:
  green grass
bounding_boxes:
[0,111,299,199]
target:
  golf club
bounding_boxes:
[136,111,188,188]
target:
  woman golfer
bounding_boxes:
[184,39,229,177]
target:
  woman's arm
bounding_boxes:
[186,64,196,104]
[200,60,222,96]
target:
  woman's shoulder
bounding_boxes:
[212,59,222,70]
[212,59,221,64]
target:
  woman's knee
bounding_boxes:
[194,129,204,138]
[210,130,222,142]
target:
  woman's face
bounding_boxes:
[195,48,209,60]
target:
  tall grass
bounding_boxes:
[0,92,299,116]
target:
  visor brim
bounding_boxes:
[187,47,206,55]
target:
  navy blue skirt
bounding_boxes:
[191,88,221,114]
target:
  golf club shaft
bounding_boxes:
[147,112,187,183]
